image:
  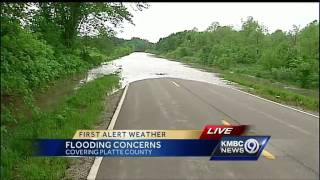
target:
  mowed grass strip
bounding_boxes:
[220,72,319,111]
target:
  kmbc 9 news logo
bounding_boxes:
[210,136,270,160]
[244,138,260,154]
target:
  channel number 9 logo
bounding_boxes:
[244,138,260,154]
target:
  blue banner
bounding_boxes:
[35,139,219,157]
[35,136,270,160]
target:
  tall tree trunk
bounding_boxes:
[63,2,81,47]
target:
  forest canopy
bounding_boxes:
[152,17,319,89]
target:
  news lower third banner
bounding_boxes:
[34,125,271,160]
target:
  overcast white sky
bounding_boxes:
[116,3,319,43]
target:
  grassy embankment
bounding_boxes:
[1,74,119,179]
[154,53,319,112]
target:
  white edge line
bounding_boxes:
[229,86,319,118]
[87,84,130,180]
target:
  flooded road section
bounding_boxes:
[83,52,231,88]
[35,52,231,111]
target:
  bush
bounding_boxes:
[1,23,57,95]
[214,55,233,70]
[271,67,296,82]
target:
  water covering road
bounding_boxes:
[83,52,231,88]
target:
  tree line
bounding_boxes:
[151,17,319,89]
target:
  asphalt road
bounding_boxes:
[96,77,319,180]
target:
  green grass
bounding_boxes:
[191,62,318,111]
[220,72,319,111]
[1,74,119,180]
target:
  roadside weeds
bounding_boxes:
[64,88,124,180]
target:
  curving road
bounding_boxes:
[95,77,319,180]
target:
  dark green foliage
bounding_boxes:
[126,37,152,52]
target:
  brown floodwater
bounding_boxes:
[34,73,86,111]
